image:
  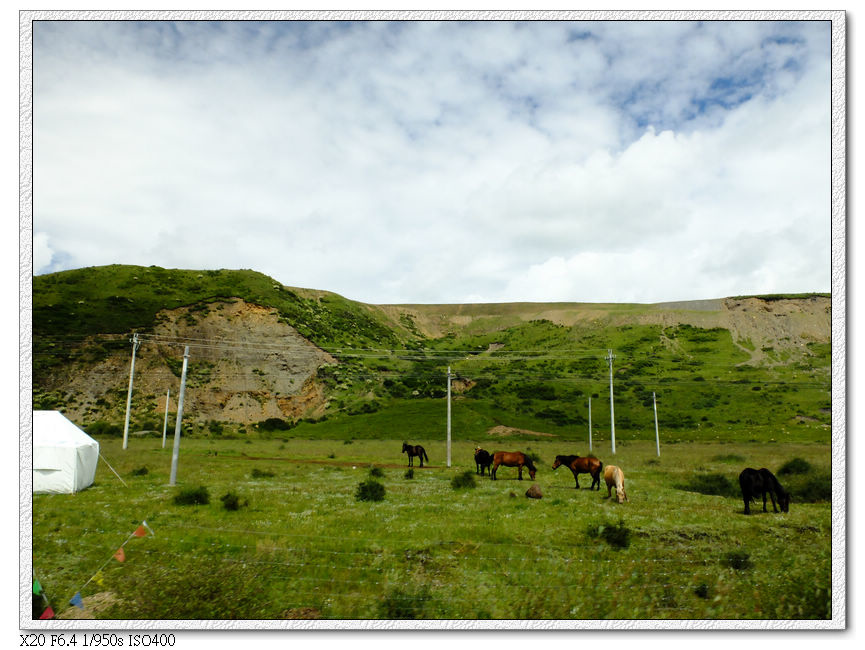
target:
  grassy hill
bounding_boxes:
[31,265,831,444]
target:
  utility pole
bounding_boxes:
[169,346,190,486]
[446,366,452,468]
[588,396,592,453]
[162,389,170,449]
[122,333,141,450]
[606,349,616,454]
[653,391,661,457]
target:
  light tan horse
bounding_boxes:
[603,465,628,503]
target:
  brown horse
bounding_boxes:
[491,451,537,481]
[552,454,603,490]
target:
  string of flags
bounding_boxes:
[33,520,154,620]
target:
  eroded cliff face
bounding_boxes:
[46,299,336,427]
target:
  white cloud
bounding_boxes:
[31,19,831,304]
[33,232,55,274]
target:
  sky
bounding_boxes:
[30,18,833,305]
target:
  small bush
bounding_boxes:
[724,550,752,570]
[785,471,831,502]
[587,519,631,548]
[451,471,477,490]
[251,468,275,479]
[220,491,246,511]
[712,454,745,464]
[778,458,812,475]
[173,486,209,506]
[130,466,149,476]
[404,469,414,480]
[676,473,738,497]
[379,585,432,619]
[356,479,386,502]
[369,466,385,478]
[525,451,543,465]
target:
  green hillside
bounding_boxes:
[32,265,832,444]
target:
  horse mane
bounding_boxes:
[523,455,537,471]
[555,455,579,464]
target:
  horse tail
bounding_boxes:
[423,448,429,462]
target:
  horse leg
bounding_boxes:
[491,462,498,480]
[572,469,580,489]
[762,491,768,513]
[518,465,523,480]
[419,454,424,468]
[768,489,778,513]
[743,492,751,515]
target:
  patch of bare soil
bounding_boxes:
[57,591,121,619]
[487,425,557,438]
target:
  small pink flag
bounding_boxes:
[114,547,126,563]
[39,606,54,620]
[133,525,147,538]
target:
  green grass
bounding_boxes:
[31,437,832,621]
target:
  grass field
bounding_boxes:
[31,436,832,622]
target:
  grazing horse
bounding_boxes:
[401,442,429,467]
[491,451,536,481]
[552,455,603,490]
[739,467,789,515]
[603,465,628,503]
[474,447,493,476]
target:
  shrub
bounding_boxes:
[130,466,149,477]
[356,479,386,502]
[369,467,384,478]
[784,471,831,503]
[587,519,631,548]
[724,550,752,570]
[86,421,122,437]
[173,486,209,506]
[712,454,745,464]
[778,458,813,475]
[676,473,738,497]
[451,471,477,490]
[379,585,432,619]
[251,468,275,479]
[256,417,295,433]
[220,491,245,511]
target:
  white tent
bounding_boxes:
[33,411,99,494]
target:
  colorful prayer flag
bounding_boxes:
[133,525,147,538]
[39,606,54,620]
[69,592,84,609]
[94,571,105,587]
[33,579,42,595]
[114,547,125,563]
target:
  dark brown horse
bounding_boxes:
[491,451,537,481]
[474,447,493,475]
[402,442,428,467]
[552,454,603,490]
[739,467,790,514]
